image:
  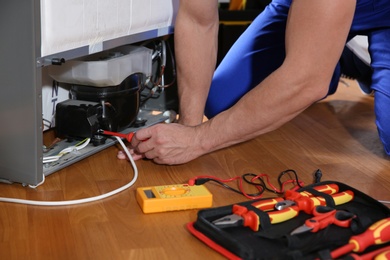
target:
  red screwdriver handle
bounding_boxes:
[375,250,390,259]
[101,130,134,142]
[350,217,390,253]
[350,245,390,260]
[331,217,390,259]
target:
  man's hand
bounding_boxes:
[117,147,144,161]
[125,123,205,165]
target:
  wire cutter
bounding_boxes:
[290,205,355,235]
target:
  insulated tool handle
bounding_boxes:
[332,190,354,205]
[232,204,299,232]
[252,184,339,211]
[273,191,354,223]
[305,208,336,232]
[270,196,325,224]
[349,246,390,260]
[299,184,339,197]
[100,130,134,142]
[232,190,354,232]
[350,217,390,252]
[232,205,259,231]
[283,194,325,215]
[252,198,285,211]
[306,206,354,232]
[375,250,390,260]
[331,218,390,259]
[287,190,354,214]
[233,204,298,232]
[268,206,301,224]
[232,202,308,231]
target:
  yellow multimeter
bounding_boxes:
[136,184,213,213]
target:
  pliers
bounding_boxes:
[212,184,339,230]
[290,205,356,235]
[213,184,350,232]
[274,189,355,213]
[212,204,260,231]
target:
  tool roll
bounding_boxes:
[187,181,390,260]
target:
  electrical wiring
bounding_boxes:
[42,138,91,163]
[140,39,176,107]
[189,169,304,200]
[0,136,138,206]
[28,174,46,189]
[190,169,390,206]
[243,169,304,194]
[189,175,263,199]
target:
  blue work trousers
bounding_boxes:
[205,0,390,155]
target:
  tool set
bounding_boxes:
[187,181,390,259]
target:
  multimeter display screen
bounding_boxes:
[144,190,156,198]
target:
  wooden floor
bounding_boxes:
[1,79,389,259]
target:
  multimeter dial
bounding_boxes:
[161,186,189,196]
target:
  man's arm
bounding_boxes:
[196,0,357,151]
[175,0,219,126]
[131,0,356,165]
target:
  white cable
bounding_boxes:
[0,136,138,206]
[43,138,91,164]
[28,174,46,189]
[57,137,91,154]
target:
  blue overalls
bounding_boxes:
[205,0,390,155]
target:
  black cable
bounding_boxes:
[195,178,264,198]
[193,169,304,198]
[313,169,323,183]
[242,173,273,194]
[277,169,304,189]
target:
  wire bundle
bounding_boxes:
[188,169,304,200]
[42,138,91,164]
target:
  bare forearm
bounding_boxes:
[175,1,219,126]
[195,0,356,155]
[196,67,327,153]
[128,0,356,166]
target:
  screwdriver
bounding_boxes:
[347,245,390,260]
[330,217,390,259]
[375,249,390,260]
[98,129,134,142]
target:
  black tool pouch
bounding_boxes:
[187,181,390,260]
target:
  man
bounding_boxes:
[118,0,390,164]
